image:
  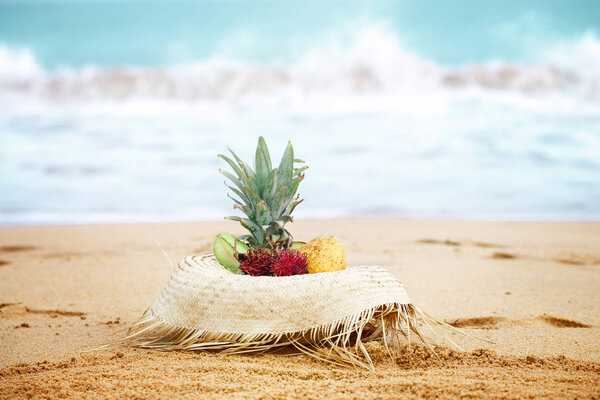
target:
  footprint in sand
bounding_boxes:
[447,315,590,329]
[490,252,518,260]
[472,241,505,248]
[488,250,600,266]
[0,246,37,265]
[0,303,86,319]
[417,239,518,260]
[417,239,506,248]
[417,239,600,267]
[447,316,506,329]
[417,239,461,246]
[536,315,590,328]
[0,245,37,253]
[27,308,86,318]
[0,302,22,310]
[552,253,600,266]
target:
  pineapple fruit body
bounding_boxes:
[300,235,346,274]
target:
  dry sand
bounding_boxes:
[1,218,599,399]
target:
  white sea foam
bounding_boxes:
[0,46,42,80]
[1,26,599,108]
[1,26,599,224]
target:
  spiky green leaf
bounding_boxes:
[219,137,306,250]
[277,141,294,187]
[254,137,272,190]
[242,183,261,206]
[264,168,278,204]
[218,154,247,184]
[256,200,270,225]
[293,165,309,175]
[240,218,265,245]
[233,203,253,217]
[220,169,245,192]
[226,194,244,207]
[225,184,251,206]
[228,148,255,178]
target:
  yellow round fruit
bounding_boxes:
[299,235,346,274]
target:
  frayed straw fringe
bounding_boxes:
[117,303,471,371]
[102,254,479,370]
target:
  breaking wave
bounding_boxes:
[1,27,600,104]
[2,23,600,224]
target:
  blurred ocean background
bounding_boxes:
[1,0,599,225]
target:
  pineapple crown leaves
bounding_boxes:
[218,137,307,249]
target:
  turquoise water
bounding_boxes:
[2,0,599,68]
[1,1,599,224]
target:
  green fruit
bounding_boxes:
[290,241,306,250]
[213,235,244,274]
[219,234,250,255]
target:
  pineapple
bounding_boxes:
[218,137,307,251]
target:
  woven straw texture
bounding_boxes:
[122,253,464,369]
[154,254,410,335]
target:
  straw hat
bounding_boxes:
[123,253,464,369]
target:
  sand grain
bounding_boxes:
[1,219,599,398]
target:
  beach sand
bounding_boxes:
[1,219,599,399]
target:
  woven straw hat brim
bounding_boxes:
[153,254,410,335]
[121,253,469,369]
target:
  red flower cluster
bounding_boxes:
[239,248,308,277]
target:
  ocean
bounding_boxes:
[1,0,599,224]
